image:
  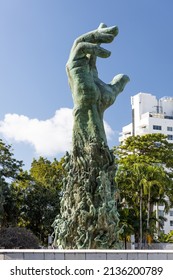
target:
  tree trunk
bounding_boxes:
[139,186,143,249]
[147,187,151,231]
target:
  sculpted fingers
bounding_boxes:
[74,24,118,47]
[75,32,114,46]
[68,23,119,67]
[72,42,111,60]
[109,74,130,96]
[98,23,119,37]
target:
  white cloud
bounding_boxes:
[0,108,115,156]
[104,121,115,141]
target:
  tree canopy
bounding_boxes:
[114,134,173,246]
[0,139,23,227]
[11,157,65,244]
[0,138,65,245]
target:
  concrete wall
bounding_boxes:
[1,250,173,260]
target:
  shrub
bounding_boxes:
[0,227,40,249]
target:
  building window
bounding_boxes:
[153,125,162,130]
[167,135,173,140]
[170,221,173,226]
[158,210,164,217]
[170,210,173,216]
[167,127,173,131]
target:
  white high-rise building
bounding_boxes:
[119,92,173,143]
[119,92,173,234]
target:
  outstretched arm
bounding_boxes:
[67,23,130,153]
[66,23,129,111]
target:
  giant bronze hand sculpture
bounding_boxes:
[66,23,129,163]
[53,24,129,249]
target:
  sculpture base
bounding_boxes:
[53,145,122,249]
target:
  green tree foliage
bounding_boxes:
[0,138,65,246]
[159,230,173,243]
[114,134,173,245]
[11,157,65,244]
[0,139,23,227]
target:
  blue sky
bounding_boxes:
[0,0,173,169]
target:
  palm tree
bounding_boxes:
[116,159,172,248]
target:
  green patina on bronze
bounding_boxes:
[53,23,130,249]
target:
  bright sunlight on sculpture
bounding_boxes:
[52,23,130,249]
